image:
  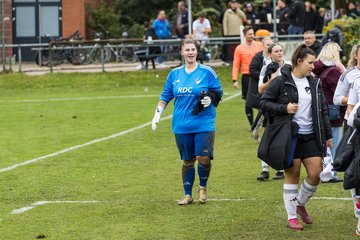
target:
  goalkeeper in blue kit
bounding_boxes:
[152,39,223,205]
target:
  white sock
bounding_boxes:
[351,189,357,209]
[297,179,317,206]
[283,184,298,220]
[261,161,269,172]
[355,200,360,220]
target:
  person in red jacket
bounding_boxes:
[232,26,262,128]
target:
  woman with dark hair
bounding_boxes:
[260,44,332,230]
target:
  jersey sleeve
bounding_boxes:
[232,46,241,80]
[207,68,223,95]
[159,71,175,103]
[348,81,359,106]
[258,65,267,88]
[333,73,350,106]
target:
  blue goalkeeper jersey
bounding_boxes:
[159,64,223,134]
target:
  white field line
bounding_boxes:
[313,197,352,201]
[11,196,352,215]
[0,95,159,103]
[176,197,352,203]
[12,200,108,215]
[0,93,241,173]
[0,93,234,103]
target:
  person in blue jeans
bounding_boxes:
[152,10,172,64]
[287,0,305,37]
[151,39,223,205]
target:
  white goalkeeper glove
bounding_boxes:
[152,106,164,131]
[200,96,211,108]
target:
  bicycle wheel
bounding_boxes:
[35,51,51,66]
[208,44,219,60]
[71,48,90,65]
[90,46,110,64]
[119,46,136,63]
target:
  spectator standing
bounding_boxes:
[223,0,247,62]
[313,42,345,182]
[223,0,247,36]
[315,7,326,34]
[218,1,231,65]
[287,0,306,35]
[152,10,172,66]
[244,2,258,27]
[259,0,273,23]
[276,0,290,35]
[304,1,317,32]
[173,1,189,38]
[303,31,322,56]
[347,2,360,18]
[232,26,262,128]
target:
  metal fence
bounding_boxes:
[0,35,311,73]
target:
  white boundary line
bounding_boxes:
[0,93,241,173]
[0,93,234,103]
[0,95,159,103]
[12,200,108,215]
[12,196,352,215]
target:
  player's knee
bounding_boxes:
[183,159,196,167]
[196,156,210,165]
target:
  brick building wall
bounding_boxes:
[0,0,13,59]
[62,0,99,39]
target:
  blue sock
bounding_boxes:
[182,165,195,195]
[198,162,211,187]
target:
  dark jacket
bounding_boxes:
[287,0,305,28]
[173,9,189,37]
[309,40,322,57]
[304,9,317,32]
[260,65,332,157]
[247,51,264,109]
[277,6,290,35]
[313,60,346,127]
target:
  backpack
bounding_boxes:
[322,29,342,47]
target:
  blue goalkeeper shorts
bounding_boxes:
[175,131,215,161]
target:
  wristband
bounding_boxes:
[232,80,238,83]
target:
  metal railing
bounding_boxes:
[0,35,320,73]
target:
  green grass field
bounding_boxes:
[0,68,356,239]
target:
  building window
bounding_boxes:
[16,6,36,37]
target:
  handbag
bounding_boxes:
[333,127,356,171]
[343,153,360,190]
[328,104,340,121]
[258,116,299,170]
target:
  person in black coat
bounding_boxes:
[303,31,322,56]
[247,37,273,110]
[260,44,332,231]
[287,0,306,35]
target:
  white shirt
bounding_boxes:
[258,60,291,88]
[348,79,360,106]
[192,18,211,40]
[333,66,360,119]
[292,73,313,134]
